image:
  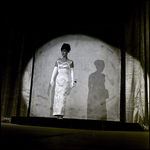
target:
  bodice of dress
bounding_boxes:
[57,59,72,74]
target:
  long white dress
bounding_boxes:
[53,59,72,116]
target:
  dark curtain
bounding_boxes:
[1,14,39,118]
[123,1,149,129]
[1,17,25,118]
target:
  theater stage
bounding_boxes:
[11,116,145,131]
[1,122,149,149]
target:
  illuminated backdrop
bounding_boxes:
[22,35,121,121]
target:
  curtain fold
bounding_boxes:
[125,1,149,130]
[1,17,25,119]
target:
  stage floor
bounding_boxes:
[11,116,145,131]
[1,122,149,149]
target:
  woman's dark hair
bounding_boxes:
[61,43,71,53]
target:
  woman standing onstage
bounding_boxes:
[48,43,76,119]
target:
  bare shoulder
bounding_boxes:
[69,59,74,63]
[55,59,60,67]
[57,58,61,61]
[70,60,74,68]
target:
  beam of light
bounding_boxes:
[22,34,148,123]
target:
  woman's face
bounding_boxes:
[61,49,68,57]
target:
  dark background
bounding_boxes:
[1,1,149,125]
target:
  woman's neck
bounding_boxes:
[62,56,68,60]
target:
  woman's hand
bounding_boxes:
[71,80,77,88]
[47,81,54,96]
[71,82,75,88]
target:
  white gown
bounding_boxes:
[53,59,72,116]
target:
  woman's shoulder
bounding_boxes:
[56,58,62,62]
[68,59,74,64]
[57,58,61,61]
[69,59,74,68]
[54,58,61,66]
[68,59,73,62]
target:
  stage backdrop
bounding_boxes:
[22,35,121,121]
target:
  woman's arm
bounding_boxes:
[47,65,58,96]
[70,61,75,88]
[50,60,58,86]
[50,66,58,86]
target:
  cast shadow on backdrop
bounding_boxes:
[87,60,109,120]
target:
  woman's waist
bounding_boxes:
[57,72,70,77]
[56,74,71,82]
[58,70,70,74]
